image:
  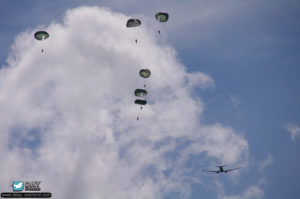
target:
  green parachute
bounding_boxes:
[126,19,141,44]
[135,89,148,97]
[34,31,49,53]
[155,12,169,34]
[126,19,141,43]
[126,19,141,27]
[135,99,147,106]
[139,69,151,78]
[155,12,169,22]
[34,31,49,40]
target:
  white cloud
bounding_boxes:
[285,123,300,141]
[186,72,214,89]
[0,6,249,199]
[258,154,273,171]
[220,185,264,199]
[230,95,241,108]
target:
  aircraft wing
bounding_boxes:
[203,170,219,173]
[224,167,241,172]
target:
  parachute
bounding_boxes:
[155,12,169,34]
[34,31,49,40]
[155,12,169,22]
[139,69,151,87]
[139,69,151,78]
[126,19,141,27]
[126,19,141,44]
[135,99,147,105]
[135,89,148,97]
[34,31,49,53]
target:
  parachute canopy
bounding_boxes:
[126,19,141,27]
[34,31,49,40]
[134,89,148,97]
[135,99,147,105]
[139,69,151,78]
[155,12,169,22]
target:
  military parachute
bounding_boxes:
[139,69,151,78]
[135,89,148,97]
[126,19,141,27]
[126,19,141,43]
[139,69,151,88]
[135,99,147,105]
[155,12,169,34]
[34,31,49,53]
[155,12,169,22]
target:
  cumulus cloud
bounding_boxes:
[220,186,264,199]
[285,123,300,141]
[186,72,214,89]
[0,6,248,199]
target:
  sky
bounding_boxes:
[0,0,299,199]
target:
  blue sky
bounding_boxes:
[0,0,300,199]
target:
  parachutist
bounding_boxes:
[158,30,161,34]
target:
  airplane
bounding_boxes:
[203,165,241,174]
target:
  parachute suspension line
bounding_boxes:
[41,36,45,52]
[142,77,147,88]
[136,107,143,121]
[135,104,144,121]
